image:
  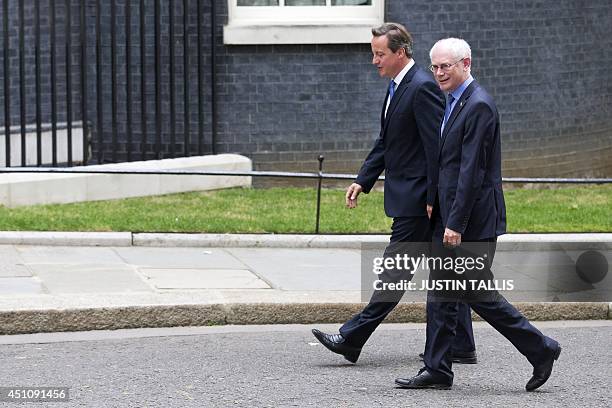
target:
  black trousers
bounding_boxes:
[424,222,559,383]
[339,216,475,352]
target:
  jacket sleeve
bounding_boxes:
[355,132,385,193]
[446,101,495,234]
[414,81,444,206]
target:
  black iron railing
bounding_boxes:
[0,0,214,167]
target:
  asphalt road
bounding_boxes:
[0,321,610,407]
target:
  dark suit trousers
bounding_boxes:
[339,216,475,351]
[424,228,559,383]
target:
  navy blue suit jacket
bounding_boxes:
[436,81,507,240]
[355,64,444,218]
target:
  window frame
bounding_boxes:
[223,0,385,45]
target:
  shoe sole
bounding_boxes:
[395,381,452,390]
[343,353,359,364]
[452,357,478,364]
[419,354,477,364]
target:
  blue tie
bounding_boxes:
[389,80,396,99]
[444,94,455,123]
[441,94,455,136]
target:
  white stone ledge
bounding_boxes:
[0,154,252,207]
[0,121,86,167]
[132,233,612,249]
[0,232,609,248]
[0,231,132,246]
[223,23,375,45]
[497,233,612,250]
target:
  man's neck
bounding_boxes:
[391,58,414,81]
[449,74,473,96]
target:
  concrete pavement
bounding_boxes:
[0,232,610,334]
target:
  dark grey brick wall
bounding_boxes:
[390,0,612,178]
[1,0,611,176]
[215,0,612,176]
[214,0,383,173]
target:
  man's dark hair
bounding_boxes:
[371,22,413,57]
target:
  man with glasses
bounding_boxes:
[311,23,476,366]
[395,38,561,391]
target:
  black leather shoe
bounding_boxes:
[419,350,478,364]
[395,368,452,390]
[526,345,561,391]
[311,329,361,363]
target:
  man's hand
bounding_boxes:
[426,205,433,219]
[346,183,363,209]
[443,227,461,248]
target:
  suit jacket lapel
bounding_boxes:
[440,81,479,150]
[382,64,418,134]
[380,88,388,129]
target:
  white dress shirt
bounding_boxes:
[385,58,415,117]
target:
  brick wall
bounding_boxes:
[215,0,612,176]
[389,0,612,178]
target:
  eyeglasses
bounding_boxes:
[429,58,465,73]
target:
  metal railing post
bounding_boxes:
[315,155,324,234]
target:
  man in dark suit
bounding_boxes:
[395,38,561,391]
[311,23,476,365]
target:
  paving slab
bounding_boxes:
[138,268,270,289]
[0,277,45,295]
[0,246,31,277]
[16,246,126,264]
[112,247,247,269]
[27,264,153,294]
[0,264,31,278]
[226,247,362,290]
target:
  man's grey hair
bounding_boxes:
[371,22,413,58]
[429,38,472,61]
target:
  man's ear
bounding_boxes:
[462,57,471,71]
